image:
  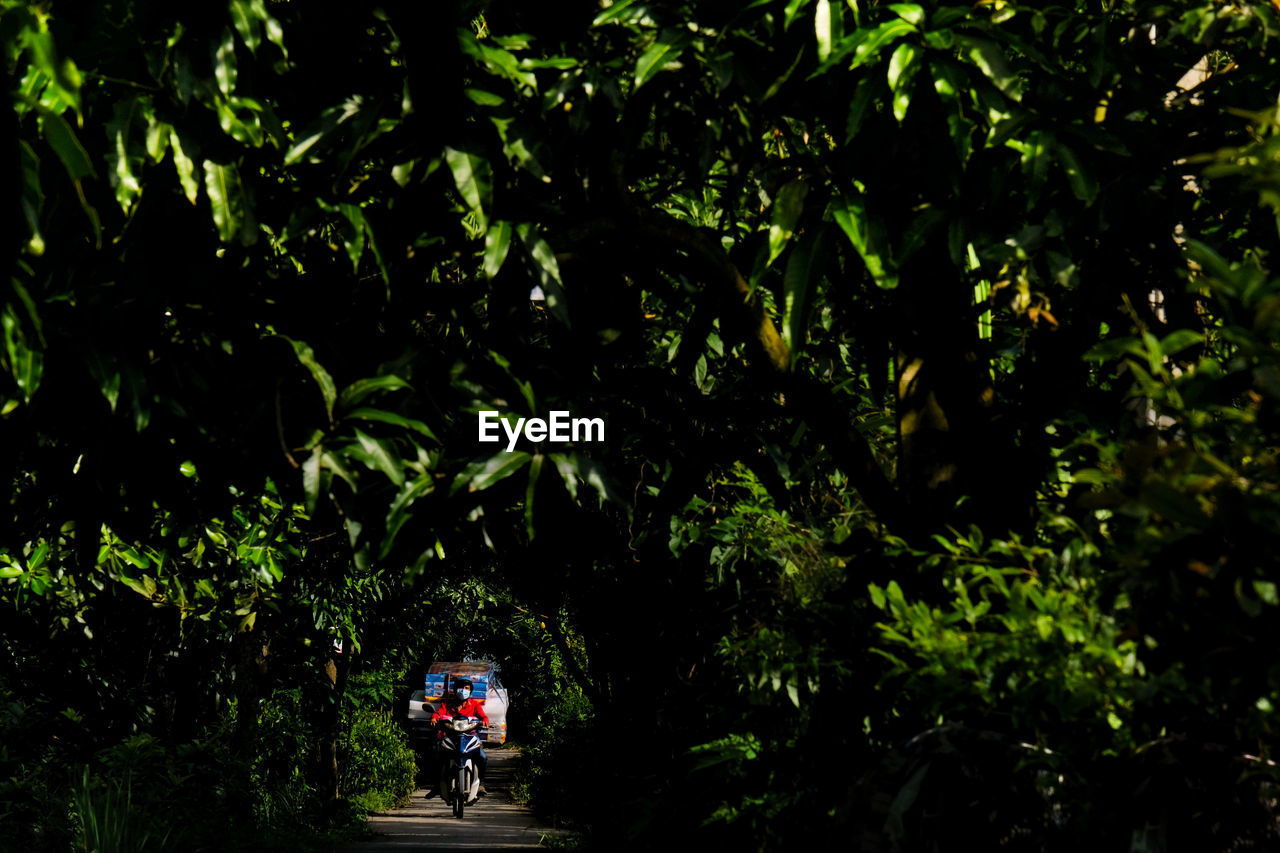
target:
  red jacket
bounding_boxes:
[432,696,489,726]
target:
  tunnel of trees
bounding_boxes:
[4,0,1280,849]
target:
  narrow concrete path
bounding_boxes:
[335,748,554,851]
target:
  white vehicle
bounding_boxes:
[423,661,510,745]
[406,689,434,743]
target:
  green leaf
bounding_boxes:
[19,141,44,255]
[484,220,514,279]
[214,95,265,147]
[203,161,256,244]
[886,42,922,122]
[897,206,945,264]
[344,408,438,442]
[229,0,284,57]
[229,0,260,53]
[445,146,492,230]
[107,98,145,213]
[465,88,505,107]
[551,452,623,510]
[381,476,436,558]
[593,0,646,25]
[281,336,336,421]
[284,100,361,166]
[525,453,544,540]
[785,0,812,27]
[1054,142,1097,205]
[830,193,896,289]
[119,547,150,570]
[887,3,925,26]
[321,448,358,490]
[121,362,150,431]
[39,109,95,181]
[549,453,579,500]
[768,180,808,266]
[849,19,915,70]
[215,27,237,97]
[1159,329,1202,357]
[338,375,411,411]
[170,130,200,204]
[23,28,82,117]
[960,36,1019,101]
[455,452,533,494]
[815,0,833,62]
[86,349,120,412]
[1084,337,1144,362]
[518,224,570,327]
[844,76,877,142]
[302,450,321,513]
[332,202,366,272]
[458,34,537,91]
[1,305,43,403]
[782,227,826,353]
[353,429,405,486]
[635,30,692,88]
[694,353,709,390]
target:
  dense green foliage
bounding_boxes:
[4,0,1280,849]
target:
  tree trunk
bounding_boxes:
[229,627,270,819]
[892,241,1018,535]
[317,642,352,814]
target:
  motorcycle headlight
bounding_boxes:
[451,719,474,732]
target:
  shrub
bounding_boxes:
[513,689,594,829]
[71,766,170,853]
[338,707,417,813]
[251,689,318,829]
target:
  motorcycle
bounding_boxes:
[437,715,485,818]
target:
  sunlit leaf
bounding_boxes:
[445,146,492,231]
[831,192,896,288]
[484,220,514,279]
[338,375,411,411]
[455,452,533,494]
[39,109,95,181]
[815,0,833,62]
[381,476,436,558]
[518,224,570,327]
[782,227,827,353]
[961,36,1020,101]
[1,305,43,403]
[887,42,922,122]
[203,161,256,244]
[344,408,438,442]
[215,27,237,97]
[849,19,915,70]
[280,335,337,421]
[635,30,691,88]
[353,429,405,487]
[170,129,200,204]
[768,180,808,266]
[887,3,925,26]
[525,453,544,540]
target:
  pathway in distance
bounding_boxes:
[335,748,555,851]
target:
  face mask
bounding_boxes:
[456,688,471,701]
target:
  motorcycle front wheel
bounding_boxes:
[454,766,469,819]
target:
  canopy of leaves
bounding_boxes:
[4,0,1280,849]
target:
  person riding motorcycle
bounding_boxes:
[424,677,489,799]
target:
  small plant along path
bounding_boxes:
[335,748,558,851]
